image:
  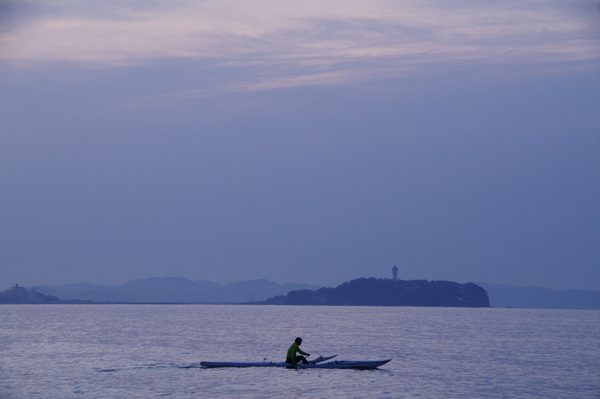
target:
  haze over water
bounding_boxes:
[1,305,599,398]
[1,0,599,290]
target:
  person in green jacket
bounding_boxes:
[286,337,310,365]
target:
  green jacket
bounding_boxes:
[286,342,308,363]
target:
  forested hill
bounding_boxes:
[0,284,93,304]
[264,278,490,307]
[0,284,61,304]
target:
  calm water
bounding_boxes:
[1,305,599,398]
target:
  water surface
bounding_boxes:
[1,305,598,398]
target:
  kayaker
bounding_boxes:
[286,337,310,365]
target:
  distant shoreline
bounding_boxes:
[2,303,600,311]
[2,278,598,309]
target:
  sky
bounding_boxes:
[1,0,599,290]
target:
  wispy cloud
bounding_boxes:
[1,0,598,95]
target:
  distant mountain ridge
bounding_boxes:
[265,278,490,307]
[17,278,600,309]
[35,277,320,303]
[477,282,600,309]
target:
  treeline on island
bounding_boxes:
[264,278,490,307]
[0,284,92,304]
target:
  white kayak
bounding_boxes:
[200,357,391,370]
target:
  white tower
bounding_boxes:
[392,265,398,281]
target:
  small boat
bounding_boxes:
[199,356,391,370]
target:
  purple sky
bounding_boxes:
[1,0,599,289]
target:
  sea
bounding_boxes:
[1,305,599,398]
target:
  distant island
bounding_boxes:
[0,284,91,304]
[264,277,490,307]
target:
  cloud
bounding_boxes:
[1,0,598,94]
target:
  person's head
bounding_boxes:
[295,337,302,345]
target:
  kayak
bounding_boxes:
[294,359,391,370]
[200,357,391,370]
[199,355,337,368]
